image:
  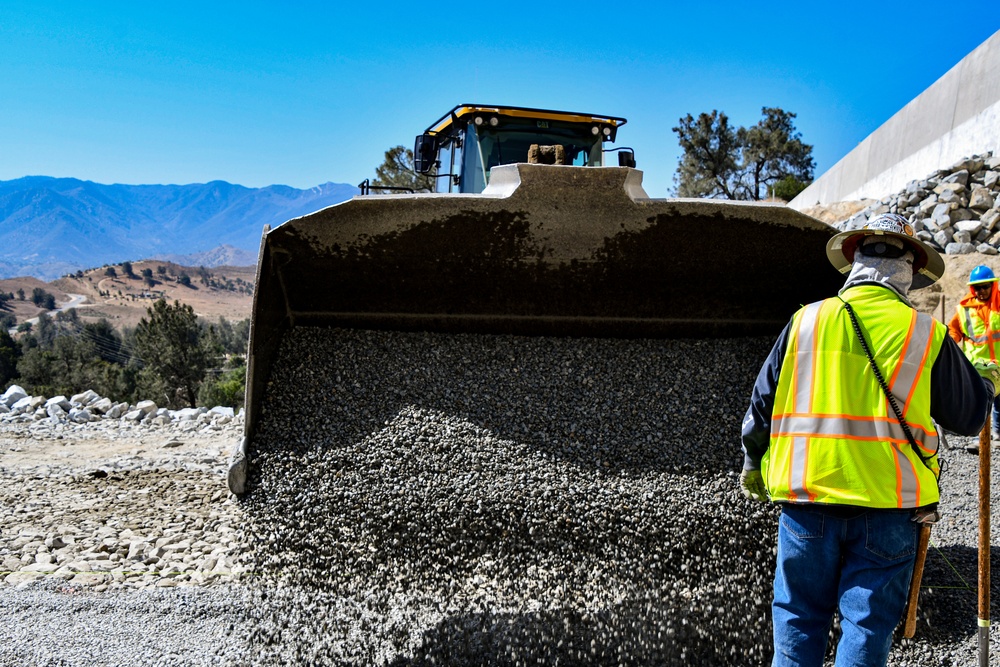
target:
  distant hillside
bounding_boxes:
[1,260,255,334]
[153,244,259,268]
[0,177,358,280]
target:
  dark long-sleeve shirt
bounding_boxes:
[741,311,993,472]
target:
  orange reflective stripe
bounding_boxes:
[890,312,935,415]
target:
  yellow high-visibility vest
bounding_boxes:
[957,301,1000,364]
[763,285,944,509]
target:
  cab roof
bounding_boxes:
[424,104,628,137]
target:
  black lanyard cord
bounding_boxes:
[838,298,940,474]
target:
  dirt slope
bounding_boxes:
[1,261,253,332]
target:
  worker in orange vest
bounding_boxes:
[948,264,1000,439]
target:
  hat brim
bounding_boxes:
[826,228,945,290]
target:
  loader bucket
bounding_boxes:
[227,164,843,493]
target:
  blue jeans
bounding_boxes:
[771,505,918,667]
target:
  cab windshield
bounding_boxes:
[460,120,603,193]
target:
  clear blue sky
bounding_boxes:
[2,2,998,197]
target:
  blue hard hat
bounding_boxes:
[969,265,998,285]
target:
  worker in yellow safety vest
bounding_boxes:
[948,264,1000,438]
[740,213,998,667]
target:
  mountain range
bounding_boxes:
[0,176,359,280]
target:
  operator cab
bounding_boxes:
[414,104,634,194]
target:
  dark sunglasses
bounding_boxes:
[857,240,910,259]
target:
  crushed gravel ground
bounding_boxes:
[2,329,1000,666]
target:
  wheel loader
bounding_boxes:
[227,103,844,494]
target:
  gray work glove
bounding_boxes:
[912,507,941,524]
[740,469,767,502]
[973,360,1000,394]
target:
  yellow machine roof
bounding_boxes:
[425,104,627,136]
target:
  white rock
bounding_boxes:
[931,202,956,227]
[11,396,33,412]
[45,535,68,549]
[946,241,977,254]
[956,219,985,235]
[941,169,970,187]
[4,572,43,585]
[934,229,954,247]
[982,208,1000,232]
[126,541,148,560]
[19,562,60,573]
[173,407,205,421]
[45,396,72,411]
[70,390,101,406]
[971,187,995,211]
[1,385,28,407]
[45,404,67,420]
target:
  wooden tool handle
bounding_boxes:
[904,523,932,638]
[979,413,991,628]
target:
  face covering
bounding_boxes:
[839,236,915,304]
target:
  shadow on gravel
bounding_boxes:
[904,543,1000,643]
[384,599,772,667]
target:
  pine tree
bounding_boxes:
[672,107,814,200]
[133,300,213,408]
[370,145,436,193]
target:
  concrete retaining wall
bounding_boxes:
[790,29,1000,210]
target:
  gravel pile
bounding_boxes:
[238,328,776,666]
[0,581,250,666]
[239,327,1000,666]
[2,326,999,666]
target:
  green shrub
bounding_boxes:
[771,176,809,202]
[197,366,246,408]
